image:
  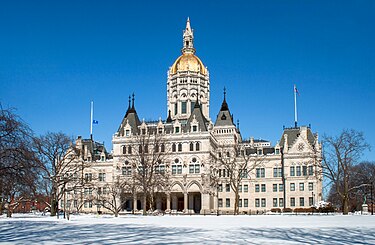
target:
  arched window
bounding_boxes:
[154,144,159,153]
[139,145,143,154]
[178,143,182,152]
[196,142,200,151]
[128,146,132,154]
[145,144,148,153]
[190,142,194,151]
[172,143,176,152]
[122,146,126,154]
[161,144,165,152]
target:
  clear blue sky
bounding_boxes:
[1,1,374,161]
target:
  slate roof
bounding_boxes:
[117,97,141,136]
[185,100,208,132]
[279,127,316,148]
[214,94,235,127]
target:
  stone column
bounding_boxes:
[200,192,210,214]
[184,192,188,213]
[166,193,171,212]
[133,193,137,213]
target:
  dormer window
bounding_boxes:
[142,128,146,135]
[158,128,163,134]
[125,130,130,136]
[192,125,197,132]
[175,127,180,133]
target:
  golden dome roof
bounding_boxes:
[170,53,207,75]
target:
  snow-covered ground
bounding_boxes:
[1,213,375,244]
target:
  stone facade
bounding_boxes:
[63,18,322,215]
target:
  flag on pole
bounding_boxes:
[92,120,99,124]
[294,85,300,96]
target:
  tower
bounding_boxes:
[167,18,210,123]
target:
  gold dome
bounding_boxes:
[170,53,207,75]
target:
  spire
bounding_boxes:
[194,93,200,108]
[166,110,172,123]
[131,93,135,109]
[182,17,195,54]
[220,87,229,111]
[128,95,131,109]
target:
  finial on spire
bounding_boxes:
[186,17,191,31]
[224,87,226,100]
[128,95,131,109]
[182,17,195,54]
[132,93,135,109]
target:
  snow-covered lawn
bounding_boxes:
[1,213,375,244]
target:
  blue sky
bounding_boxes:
[1,0,374,161]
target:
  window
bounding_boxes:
[275,149,280,154]
[255,199,260,207]
[194,164,200,174]
[300,197,305,206]
[99,173,106,182]
[172,165,177,175]
[181,101,187,114]
[128,146,132,154]
[303,166,307,176]
[190,142,194,151]
[122,146,126,154]
[178,143,182,152]
[273,184,277,192]
[218,184,223,192]
[299,183,304,191]
[142,128,146,135]
[139,145,143,154]
[256,168,265,178]
[85,173,92,182]
[226,198,230,207]
[125,130,130,136]
[88,201,92,208]
[279,198,284,207]
[296,166,301,176]
[177,165,182,174]
[240,169,248,178]
[291,197,295,207]
[308,165,314,176]
[161,144,165,152]
[244,199,248,207]
[261,198,266,207]
[191,101,195,112]
[196,142,200,151]
[175,127,180,133]
[172,164,182,174]
[244,184,248,192]
[218,198,223,207]
[255,184,260,192]
[273,198,278,207]
[158,128,163,134]
[239,199,242,208]
[309,197,313,206]
[279,184,284,192]
[144,144,148,153]
[308,182,313,191]
[218,169,222,177]
[273,168,278,177]
[172,143,176,152]
[290,166,295,177]
[257,149,263,155]
[290,183,295,191]
[122,166,131,176]
[226,184,230,192]
[261,184,266,192]
[239,185,242,192]
[189,164,194,174]
[154,144,159,153]
[174,103,178,115]
[192,125,197,132]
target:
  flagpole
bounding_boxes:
[90,101,93,140]
[294,85,298,128]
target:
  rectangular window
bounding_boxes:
[303,166,307,176]
[261,184,266,192]
[299,183,304,191]
[218,198,223,207]
[244,199,248,208]
[99,173,106,182]
[89,201,92,208]
[273,198,278,207]
[244,184,248,193]
[300,197,305,206]
[84,201,88,208]
[255,199,260,207]
[239,185,242,192]
[239,199,242,208]
[308,165,314,176]
[261,168,265,178]
[181,101,187,114]
[195,164,200,174]
[174,103,178,115]
[261,198,266,207]
[296,166,301,176]
[309,197,313,206]
[240,169,248,178]
[308,182,313,191]
[279,184,284,192]
[226,184,230,192]
[273,184,277,192]
[226,198,230,207]
[291,197,295,207]
[290,183,295,191]
[177,165,182,174]
[175,127,180,133]
[218,184,223,192]
[189,165,194,174]
[275,149,280,154]
[255,184,260,192]
[279,198,284,207]
[172,165,177,175]
[290,166,295,177]
[273,168,278,177]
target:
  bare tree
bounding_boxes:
[33,132,84,217]
[125,131,170,215]
[95,175,131,217]
[216,144,264,215]
[322,129,370,215]
[0,106,38,217]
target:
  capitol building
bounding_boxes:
[64,19,322,215]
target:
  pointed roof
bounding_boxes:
[279,126,316,149]
[186,98,208,132]
[215,88,235,127]
[185,17,192,33]
[117,93,141,135]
